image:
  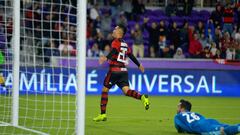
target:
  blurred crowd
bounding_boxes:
[87,0,240,60]
[0,0,240,61]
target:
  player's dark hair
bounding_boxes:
[118,24,127,36]
[180,99,192,111]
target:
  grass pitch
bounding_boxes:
[0,95,240,135]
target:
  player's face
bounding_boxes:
[177,103,182,113]
[112,26,122,38]
[112,26,119,38]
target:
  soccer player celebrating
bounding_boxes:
[174,99,240,135]
[93,25,150,122]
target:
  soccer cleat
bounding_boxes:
[93,114,107,122]
[141,94,150,110]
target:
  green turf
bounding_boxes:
[0,95,240,135]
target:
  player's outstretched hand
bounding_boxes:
[99,56,107,65]
[139,65,145,73]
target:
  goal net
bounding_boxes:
[0,0,83,134]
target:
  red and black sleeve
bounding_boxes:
[106,48,118,60]
[128,53,140,67]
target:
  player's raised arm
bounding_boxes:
[128,53,145,73]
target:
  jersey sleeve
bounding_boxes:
[106,48,118,60]
[174,115,185,133]
[111,40,120,49]
[127,46,132,55]
[126,44,141,67]
[128,53,140,67]
[107,40,120,60]
[174,114,191,133]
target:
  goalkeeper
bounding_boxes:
[93,25,150,122]
[174,99,240,135]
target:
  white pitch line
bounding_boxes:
[14,125,49,135]
[0,121,10,127]
[0,121,49,135]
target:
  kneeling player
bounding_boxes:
[174,99,240,135]
[93,25,150,122]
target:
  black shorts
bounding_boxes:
[103,71,129,89]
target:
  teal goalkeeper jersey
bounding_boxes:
[174,111,224,134]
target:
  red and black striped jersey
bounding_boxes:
[106,38,140,72]
[107,39,131,72]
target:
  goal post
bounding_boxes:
[76,0,87,135]
[12,0,20,127]
[0,0,87,134]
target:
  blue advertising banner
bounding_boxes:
[0,67,240,96]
